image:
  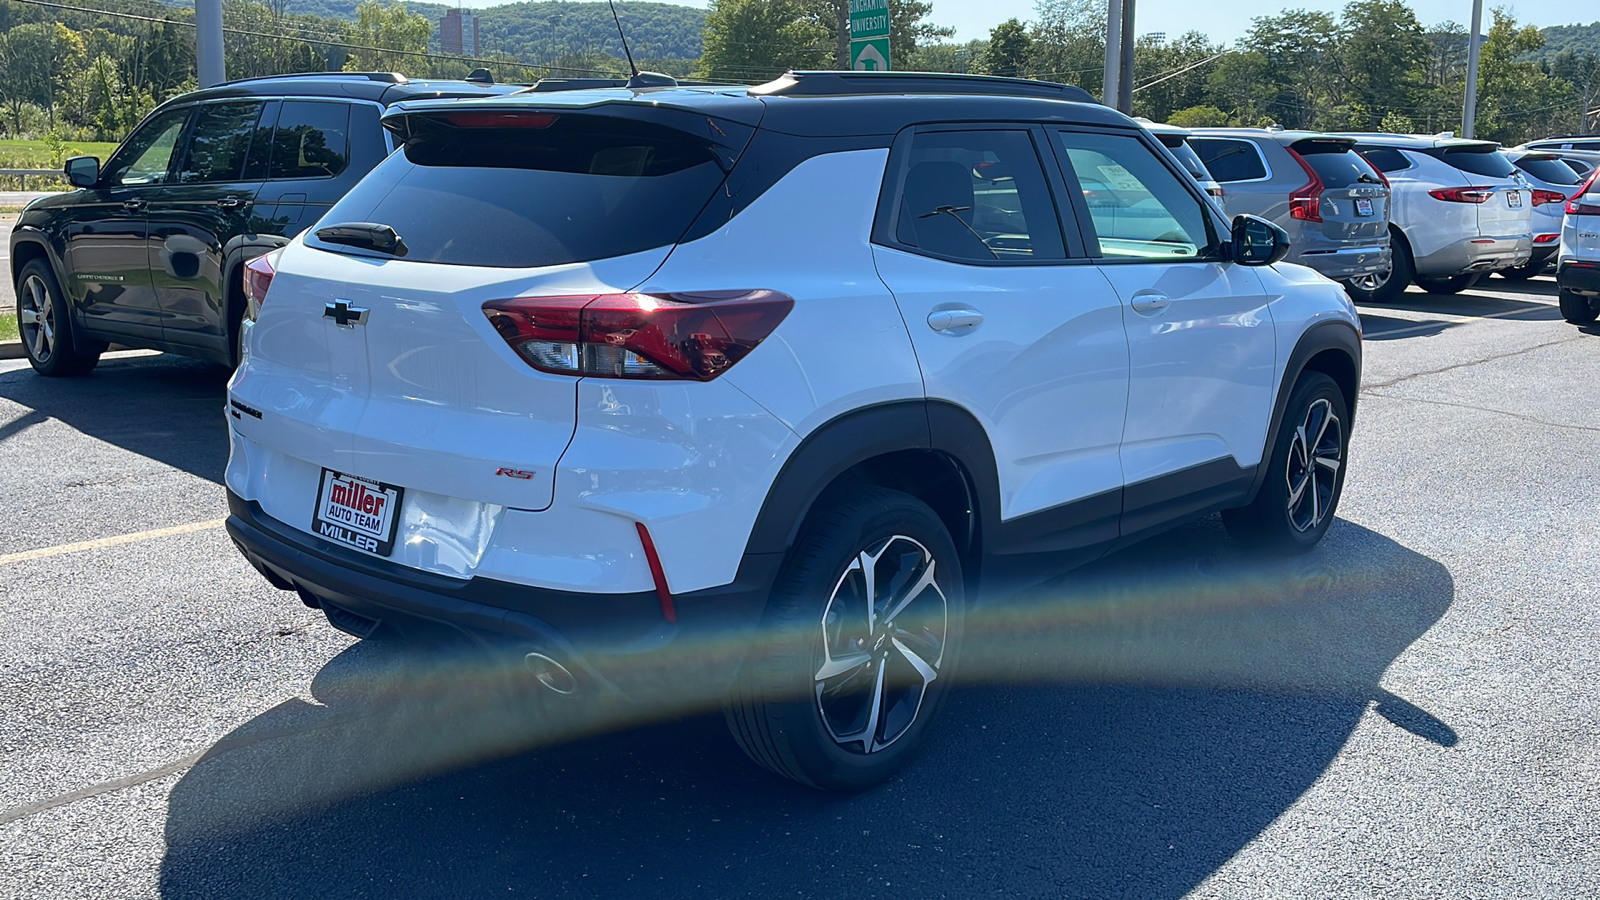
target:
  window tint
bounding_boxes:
[104,106,190,187]
[1574,141,1600,151]
[1053,130,1214,261]
[1292,140,1381,188]
[1191,138,1267,182]
[1515,157,1583,186]
[270,101,351,179]
[242,101,279,180]
[892,130,1065,262]
[1158,136,1213,182]
[312,111,747,268]
[1425,147,1516,178]
[1565,158,1595,177]
[1359,147,1411,173]
[178,102,264,183]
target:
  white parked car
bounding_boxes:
[1340,133,1534,301]
[224,71,1364,790]
[1558,166,1600,325]
[1503,148,1588,279]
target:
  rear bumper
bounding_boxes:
[1559,261,1600,296]
[1292,243,1391,281]
[225,490,778,698]
[1414,234,1533,277]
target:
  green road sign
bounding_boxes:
[849,0,890,38]
[850,37,891,71]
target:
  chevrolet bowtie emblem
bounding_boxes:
[324,300,369,327]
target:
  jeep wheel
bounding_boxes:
[1224,372,1349,554]
[16,260,100,377]
[725,487,964,791]
[1559,289,1599,325]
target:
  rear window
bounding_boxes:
[309,111,750,268]
[1360,147,1411,173]
[1514,156,1583,186]
[1291,140,1378,188]
[1191,138,1266,182]
[1160,137,1213,183]
[1425,147,1516,178]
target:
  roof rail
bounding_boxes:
[223,71,409,86]
[750,70,1099,105]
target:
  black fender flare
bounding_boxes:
[1246,319,1363,503]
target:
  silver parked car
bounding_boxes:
[1189,129,1391,293]
[1138,119,1225,202]
[1503,148,1586,279]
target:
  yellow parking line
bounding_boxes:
[0,518,227,567]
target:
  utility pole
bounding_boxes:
[195,0,225,87]
[1117,0,1136,114]
[1102,0,1122,108]
[1462,0,1483,138]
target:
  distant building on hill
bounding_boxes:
[440,8,481,58]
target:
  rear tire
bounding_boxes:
[15,260,100,377]
[1559,289,1599,325]
[1415,274,1478,295]
[724,486,964,792]
[1224,372,1349,555]
[1495,262,1540,281]
[1343,231,1412,304]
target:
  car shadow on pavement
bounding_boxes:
[1362,282,1563,321]
[1357,313,1455,340]
[157,517,1453,900]
[0,352,228,482]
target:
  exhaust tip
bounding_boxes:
[523,652,578,695]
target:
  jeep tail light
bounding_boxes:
[1568,169,1600,215]
[242,252,278,322]
[483,291,794,381]
[1428,186,1494,204]
[1531,189,1568,207]
[1285,149,1324,222]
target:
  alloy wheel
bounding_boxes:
[1349,268,1391,292]
[815,535,948,754]
[17,274,54,363]
[1286,398,1343,532]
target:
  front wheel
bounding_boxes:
[16,260,100,377]
[725,486,964,791]
[1224,372,1350,554]
[1415,274,1478,295]
[1559,289,1599,325]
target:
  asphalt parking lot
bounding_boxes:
[2,274,1598,898]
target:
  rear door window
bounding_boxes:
[887,129,1067,263]
[1191,138,1267,182]
[269,101,352,180]
[177,101,265,183]
[1425,147,1517,178]
[311,109,751,268]
[1515,157,1584,186]
[1291,140,1380,188]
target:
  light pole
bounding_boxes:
[1463,0,1483,138]
[195,0,225,87]
[1103,0,1123,107]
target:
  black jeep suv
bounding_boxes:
[10,72,518,375]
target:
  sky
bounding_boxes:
[448,0,1585,46]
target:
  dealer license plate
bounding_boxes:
[1355,198,1374,217]
[1507,191,1522,208]
[312,469,403,556]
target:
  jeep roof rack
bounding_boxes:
[750,70,1099,104]
[224,71,409,86]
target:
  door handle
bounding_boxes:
[927,308,983,333]
[122,198,146,212]
[1130,292,1171,315]
[216,197,249,209]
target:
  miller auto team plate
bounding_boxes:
[312,469,404,556]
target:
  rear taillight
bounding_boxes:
[1534,233,1560,244]
[1531,190,1568,207]
[1206,186,1225,199]
[1428,186,1494,204]
[1285,149,1324,222]
[1568,170,1600,215]
[242,252,276,321]
[483,291,794,381]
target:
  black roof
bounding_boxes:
[147,72,520,115]
[385,70,1131,139]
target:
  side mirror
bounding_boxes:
[1230,214,1290,266]
[64,156,99,188]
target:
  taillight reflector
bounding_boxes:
[243,253,275,320]
[1429,186,1494,204]
[1568,169,1600,215]
[483,291,795,381]
[1285,148,1324,222]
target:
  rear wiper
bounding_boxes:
[1358,173,1384,185]
[315,222,408,257]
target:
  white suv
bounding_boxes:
[1558,166,1600,325]
[1342,133,1534,301]
[224,71,1363,791]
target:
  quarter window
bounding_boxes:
[1191,138,1268,182]
[178,102,265,183]
[103,107,191,187]
[269,101,352,179]
[1359,147,1412,173]
[890,129,1065,262]
[1053,130,1214,261]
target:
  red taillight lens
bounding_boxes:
[1206,186,1225,199]
[1286,149,1324,222]
[243,253,275,321]
[1428,186,1494,204]
[483,291,795,381]
[1531,190,1568,207]
[1568,170,1600,214]
[1534,233,1560,244]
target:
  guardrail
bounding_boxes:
[0,168,61,190]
